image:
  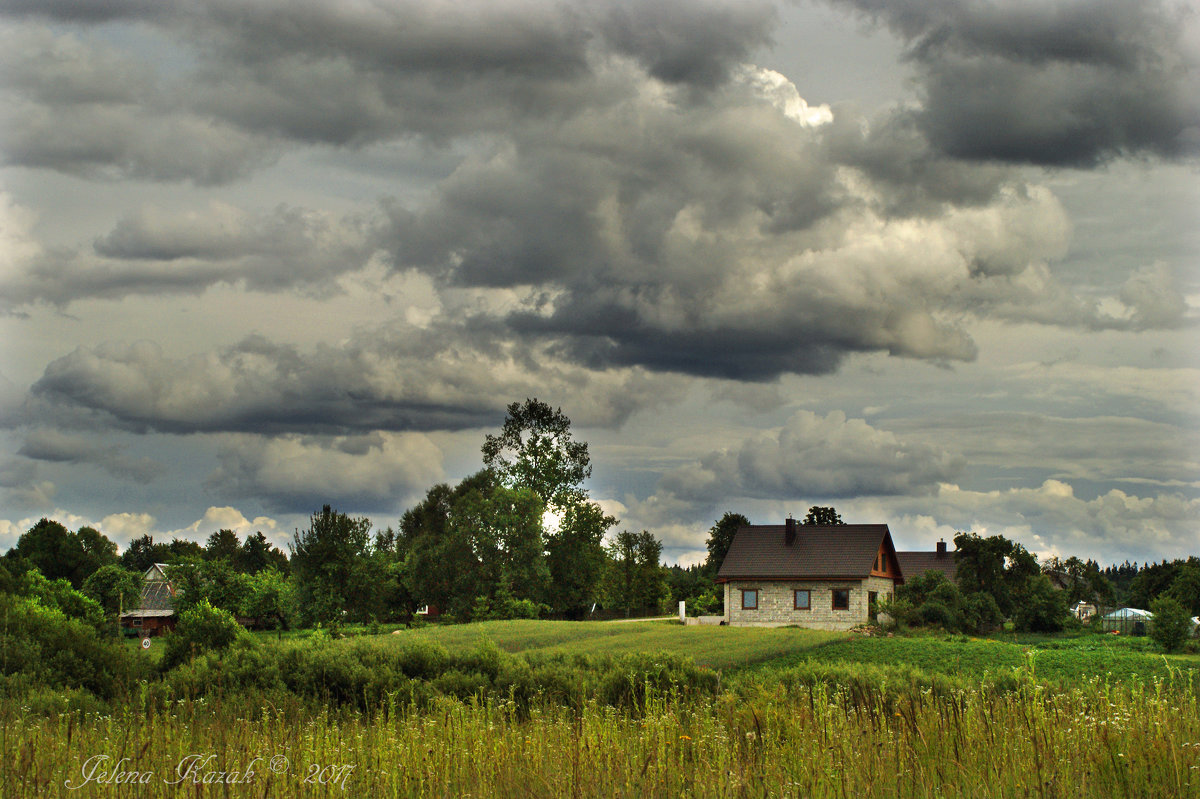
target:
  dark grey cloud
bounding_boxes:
[17,428,159,482]
[2,201,377,308]
[23,326,680,436]
[828,0,1200,165]
[0,0,777,165]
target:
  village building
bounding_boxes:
[119,563,178,636]
[895,540,958,584]
[716,518,903,630]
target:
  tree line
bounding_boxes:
[1,399,671,631]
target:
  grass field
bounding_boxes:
[8,621,1200,797]
[251,619,1200,685]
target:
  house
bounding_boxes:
[119,563,178,636]
[716,518,903,630]
[895,540,958,584]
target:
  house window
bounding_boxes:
[832,588,850,610]
[131,618,142,626]
[793,589,810,610]
[741,589,758,610]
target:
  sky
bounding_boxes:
[0,0,1197,568]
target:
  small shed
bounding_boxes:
[1098,607,1152,636]
[119,563,178,636]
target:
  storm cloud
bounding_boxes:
[23,327,681,435]
[830,0,1200,165]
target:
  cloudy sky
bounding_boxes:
[1,0,1197,567]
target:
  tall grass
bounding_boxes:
[5,672,1198,797]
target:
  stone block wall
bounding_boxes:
[723,576,895,630]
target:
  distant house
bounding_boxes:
[1071,601,1098,622]
[895,540,958,584]
[716,518,903,630]
[119,563,178,636]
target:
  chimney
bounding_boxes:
[785,516,796,545]
[936,539,947,558]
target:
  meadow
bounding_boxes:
[6,621,1200,798]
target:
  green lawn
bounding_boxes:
[252,619,845,671]
[250,619,1199,685]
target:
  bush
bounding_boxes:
[161,600,244,671]
[963,591,1005,634]
[1149,596,1191,653]
[0,593,146,700]
[1013,575,1068,633]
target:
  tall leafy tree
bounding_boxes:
[6,519,118,587]
[289,505,373,626]
[166,557,250,616]
[482,398,591,510]
[120,535,172,573]
[603,530,667,616]
[953,532,1018,616]
[204,529,241,562]
[802,506,844,525]
[81,564,142,617]
[401,471,496,618]
[547,499,616,617]
[236,532,289,574]
[704,512,750,577]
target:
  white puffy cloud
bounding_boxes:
[163,506,289,549]
[99,511,157,543]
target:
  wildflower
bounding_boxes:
[679,735,692,741]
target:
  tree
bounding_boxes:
[289,505,373,627]
[704,512,750,577]
[204,529,241,562]
[120,535,171,573]
[236,532,289,575]
[450,481,550,614]
[954,532,1017,616]
[802,507,843,526]
[1013,574,1069,633]
[1167,561,1200,615]
[81,564,142,617]
[239,568,290,629]
[6,519,118,587]
[401,476,489,619]
[1149,596,1192,653]
[603,531,668,616]
[166,557,249,616]
[161,600,244,671]
[482,398,591,510]
[546,499,615,617]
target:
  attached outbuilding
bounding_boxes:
[716,519,903,630]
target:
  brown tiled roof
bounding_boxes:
[895,551,958,583]
[717,524,895,581]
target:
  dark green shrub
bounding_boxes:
[918,599,958,630]
[161,599,244,671]
[963,591,1005,634]
[0,593,145,700]
[1013,575,1069,632]
[1149,596,1191,653]
[396,639,450,679]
